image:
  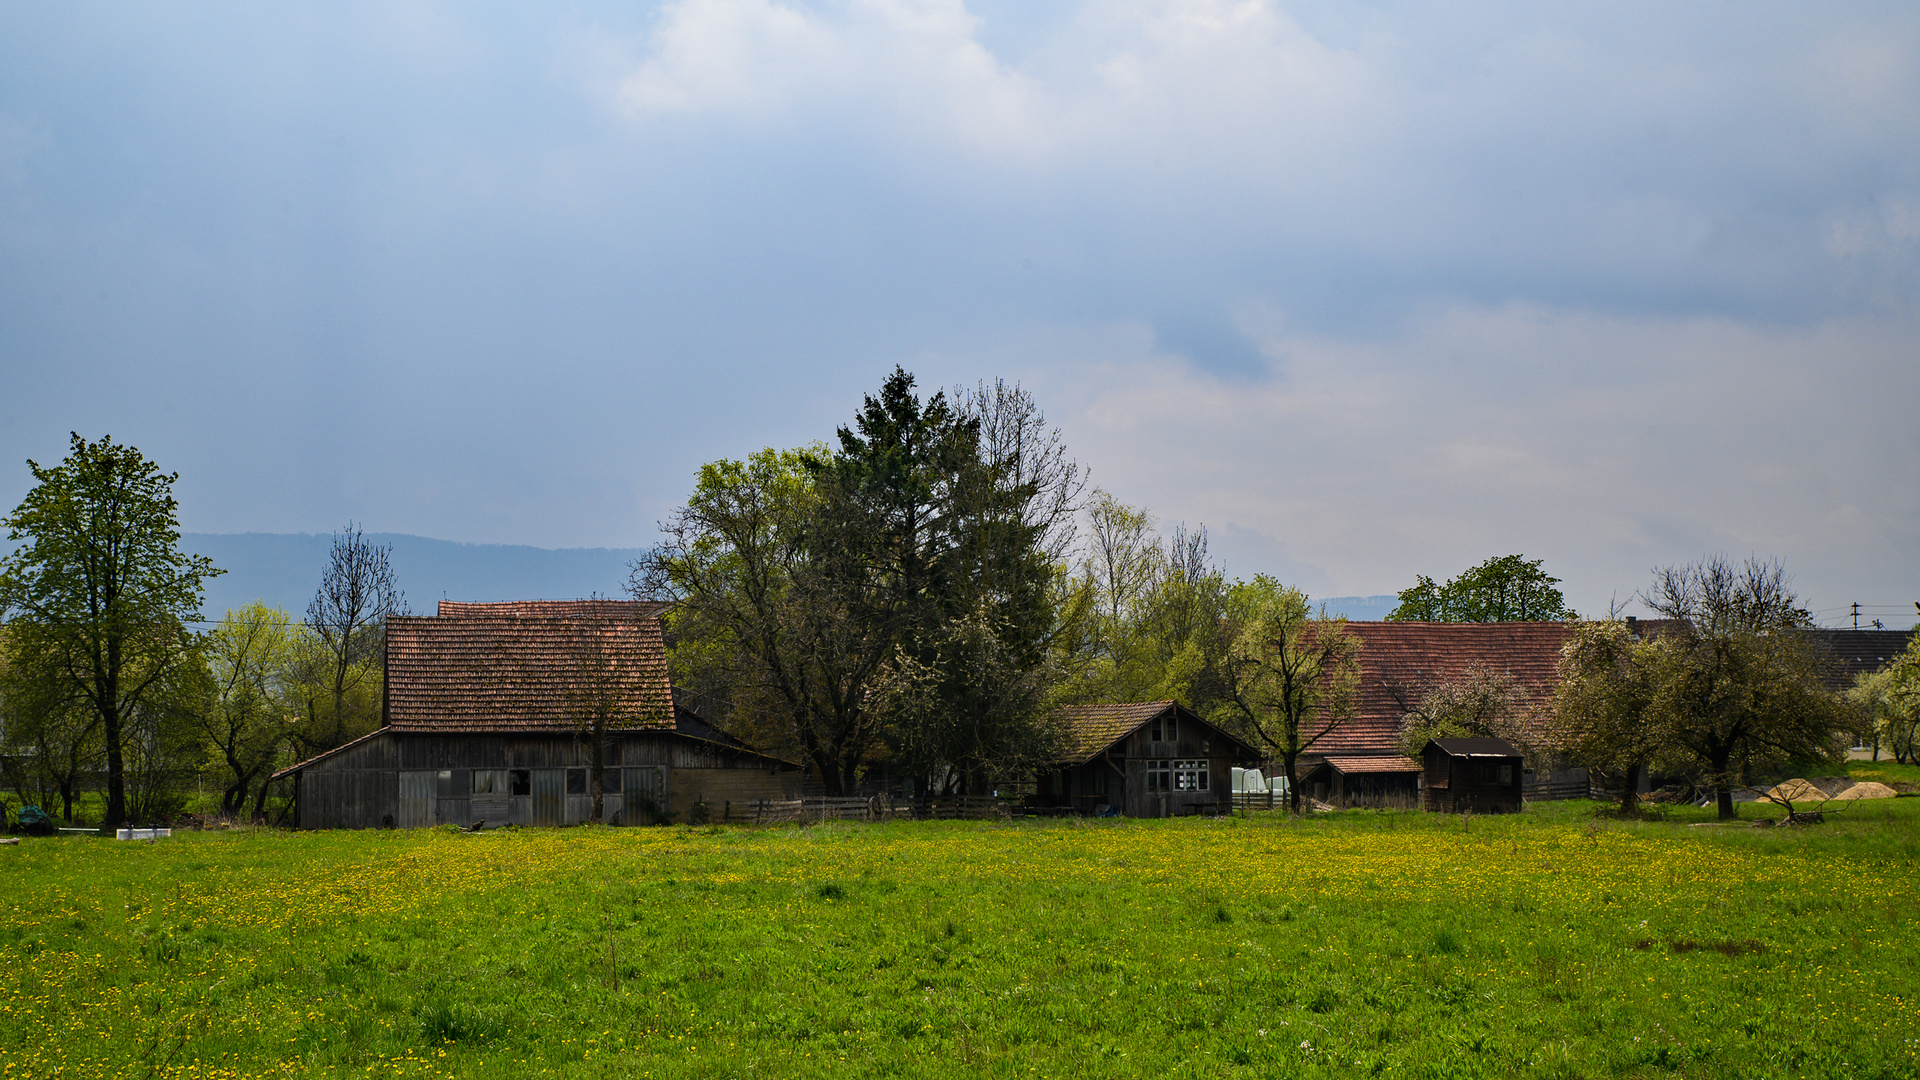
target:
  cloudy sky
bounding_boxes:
[2,0,1916,625]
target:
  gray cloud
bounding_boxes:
[1,1,1914,623]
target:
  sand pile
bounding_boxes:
[1763,778,1834,803]
[1829,781,1897,800]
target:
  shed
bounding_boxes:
[272,600,801,828]
[1420,737,1524,813]
[1299,755,1422,804]
[1035,702,1260,817]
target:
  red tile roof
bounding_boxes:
[385,610,674,733]
[1320,755,1421,774]
[1313,621,1573,757]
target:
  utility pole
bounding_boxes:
[1851,601,1860,629]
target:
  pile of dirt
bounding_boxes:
[1829,781,1898,800]
[1763,778,1834,803]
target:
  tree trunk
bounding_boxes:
[1618,761,1644,814]
[1282,752,1301,814]
[1712,747,1736,820]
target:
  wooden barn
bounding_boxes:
[1034,701,1260,817]
[1419,737,1525,813]
[272,600,800,829]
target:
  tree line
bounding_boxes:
[0,435,403,825]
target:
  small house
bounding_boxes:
[1419,737,1524,813]
[272,600,800,828]
[1035,702,1260,817]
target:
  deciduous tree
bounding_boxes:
[0,434,219,825]
[302,523,404,753]
[1215,578,1363,812]
[1387,555,1575,622]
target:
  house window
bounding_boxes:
[509,770,530,797]
[1147,760,1171,791]
[1150,713,1178,744]
[471,769,509,795]
[1173,760,1209,791]
[566,768,588,795]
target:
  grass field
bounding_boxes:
[3,780,1917,1079]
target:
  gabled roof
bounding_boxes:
[1051,701,1180,764]
[1315,621,1573,757]
[1049,701,1259,765]
[385,609,673,733]
[1425,736,1523,758]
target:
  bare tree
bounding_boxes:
[304,523,405,753]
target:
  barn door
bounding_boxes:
[397,771,435,828]
[531,768,565,827]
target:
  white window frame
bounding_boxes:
[1172,760,1209,791]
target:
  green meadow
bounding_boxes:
[3,769,1917,1080]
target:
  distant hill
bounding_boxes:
[1316,595,1399,622]
[183,533,649,619]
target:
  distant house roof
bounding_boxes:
[1049,701,1259,766]
[385,608,673,734]
[1805,628,1914,689]
[1315,621,1573,758]
[1425,737,1523,758]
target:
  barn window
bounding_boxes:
[1147,760,1171,791]
[435,770,468,798]
[1150,713,1179,744]
[1173,760,1209,791]
[471,769,509,795]
[566,768,588,795]
[1497,764,1514,785]
[509,770,530,796]
[601,769,622,793]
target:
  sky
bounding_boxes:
[1,0,1916,627]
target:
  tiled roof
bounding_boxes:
[1427,737,1522,758]
[1321,755,1421,774]
[1051,701,1177,764]
[438,599,669,620]
[385,611,674,733]
[1315,621,1573,757]
[1806,629,1914,689]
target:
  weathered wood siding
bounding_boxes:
[291,729,795,829]
[1116,718,1230,818]
[1420,746,1524,813]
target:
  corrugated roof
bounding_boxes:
[1427,736,1522,758]
[385,611,673,733]
[1051,701,1177,764]
[1315,621,1573,757]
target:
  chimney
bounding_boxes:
[1625,615,1639,638]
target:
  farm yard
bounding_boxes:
[2,786,1918,1080]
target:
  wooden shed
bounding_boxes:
[1300,755,1422,804]
[1420,737,1525,813]
[1035,702,1260,818]
[272,600,800,828]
